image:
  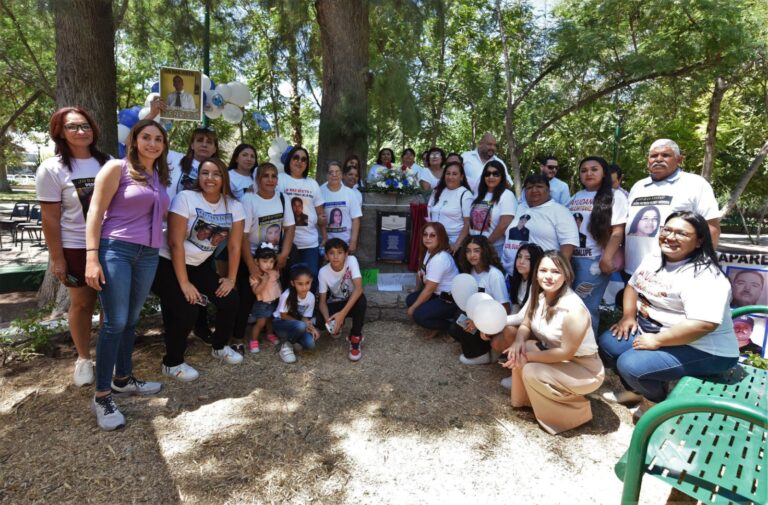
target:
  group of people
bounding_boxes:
[38,103,739,436]
[404,138,738,434]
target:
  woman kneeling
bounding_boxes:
[502,251,604,435]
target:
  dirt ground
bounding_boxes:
[0,317,676,505]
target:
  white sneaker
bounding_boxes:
[279,342,297,364]
[91,395,125,431]
[602,390,643,405]
[162,362,199,382]
[212,345,243,365]
[111,376,162,396]
[459,352,493,365]
[500,376,512,391]
[73,358,94,386]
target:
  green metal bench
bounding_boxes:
[615,305,768,505]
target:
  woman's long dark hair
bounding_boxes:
[48,107,110,170]
[509,243,544,307]
[472,160,507,205]
[457,235,503,274]
[285,145,310,178]
[181,127,219,174]
[527,250,575,322]
[433,161,471,203]
[578,156,614,248]
[286,265,313,319]
[376,147,395,165]
[657,211,722,276]
[228,143,257,175]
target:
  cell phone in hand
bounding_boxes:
[325,319,336,333]
[195,294,209,306]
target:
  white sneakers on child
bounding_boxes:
[212,345,243,364]
[162,362,200,382]
[279,342,297,363]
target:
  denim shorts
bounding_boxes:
[250,299,278,320]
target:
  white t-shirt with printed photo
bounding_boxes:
[242,191,295,254]
[274,289,315,319]
[501,200,580,275]
[427,186,473,245]
[160,190,245,266]
[469,189,518,248]
[421,250,459,294]
[35,156,104,249]
[625,170,720,274]
[567,188,629,258]
[228,170,254,201]
[318,255,362,303]
[277,173,324,249]
[629,254,738,357]
[320,183,362,244]
[471,266,510,304]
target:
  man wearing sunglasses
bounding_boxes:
[461,133,511,194]
[521,156,570,206]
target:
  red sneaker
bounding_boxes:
[347,335,363,361]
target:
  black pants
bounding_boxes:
[232,259,254,340]
[327,295,367,336]
[448,319,491,358]
[152,257,239,367]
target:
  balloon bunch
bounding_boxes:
[202,74,251,124]
[452,274,508,335]
[267,137,290,171]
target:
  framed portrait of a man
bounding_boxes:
[160,67,203,122]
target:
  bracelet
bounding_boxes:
[86,248,99,252]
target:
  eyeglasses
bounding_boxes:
[64,123,92,133]
[199,171,223,179]
[429,153,443,159]
[545,165,558,170]
[292,155,308,163]
[422,232,437,238]
[659,226,693,239]
[484,171,501,178]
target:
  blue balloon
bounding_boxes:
[211,93,225,108]
[151,82,159,93]
[209,79,216,89]
[118,143,126,158]
[118,106,141,128]
[203,92,209,105]
[162,120,173,132]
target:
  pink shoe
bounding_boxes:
[266,334,279,345]
[248,340,260,353]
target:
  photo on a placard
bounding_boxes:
[159,67,203,122]
[726,266,767,308]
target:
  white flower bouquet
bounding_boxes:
[364,168,424,195]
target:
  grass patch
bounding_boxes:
[0,190,36,202]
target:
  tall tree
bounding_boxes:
[315,0,369,181]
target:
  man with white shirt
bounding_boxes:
[521,156,570,206]
[166,75,196,111]
[462,133,510,193]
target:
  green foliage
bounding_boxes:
[5,305,63,361]
[744,352,768,370]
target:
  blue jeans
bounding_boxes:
[95,239,159,392]
[572,256,610,337]
[272,319,315,349]
[597,329,738,402]
[405,291,459,331]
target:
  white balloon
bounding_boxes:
[138,106,151,120]
[268,137,290,158]
[144,92,160,107]
[466,292,493,319]
[451,274,478,311]
[473,300,508,335]
[215,83,231,101]
[117,124,130,144]
[201,74,213,91]
[222,103,243,123]
[227,81,251,106]
[205,105,223,119]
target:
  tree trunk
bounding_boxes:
[701,76,730,181]
[720,138,768,217]
[39,0,117,311]
[496,0,522,197]
[315,0,369,183]
[0,136,10,193]
[288,38,302,146]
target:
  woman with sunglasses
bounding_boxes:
[598,212,738,421]
[36,107,111,387]
[405,222,459,338]
[278,146,326,290]
[469,160,518,259]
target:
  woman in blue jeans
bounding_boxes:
[85,119,170,431]
[567,156,628,337]
[598,212,739,421]
[406,222,459,338]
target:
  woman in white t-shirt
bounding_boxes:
[405,222,460,338]
[598,212,739,420]
[427,161,473,251]
[227,143,257,200]
[277,146,326,292]
[232,162,296,350]
[153,159,246,381]
[469,160,518,258]
[419,147,445,192]
[342,161,364,207]
[366,147,395,183]
[501,251,604,435]
[448,235,510,365]
[36,107,111,387]
[320,161,362,253]
[567,156,628,336]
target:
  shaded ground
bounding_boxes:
[0,317,676,505]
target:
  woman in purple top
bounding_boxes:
[84,119,171,431]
